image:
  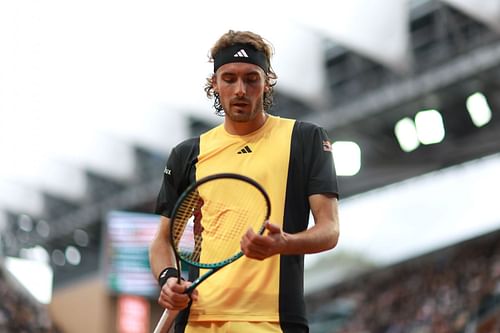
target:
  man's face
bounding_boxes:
[213,62,268,123]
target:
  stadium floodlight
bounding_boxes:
[332,141,361,176]
[394,117,420,152]
[5,256,53,304]
[65,246,82,266]
[19,245,50,264]
[35,220,51,238]
[51,249,66,266]
[17,214,34,232]
[73,229,90,247]
[466,92,492,128]
[415,109,445,145]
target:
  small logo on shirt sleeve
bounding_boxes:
[322,140,333,152]
[164,167,172,175]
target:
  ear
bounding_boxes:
[211,74,218,93]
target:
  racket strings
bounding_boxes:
[201,200,253,242]
[172,191,203,262]
[172,178,268,266]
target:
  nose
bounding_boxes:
[235,79,246,97]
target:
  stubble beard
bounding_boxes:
[225,104,263,123]
[224,95,266,123]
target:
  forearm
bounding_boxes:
[281,220,339,255]
[281,193,340,255]
[149,216,176,279]
[241,194,339,260]
[149,237,176,279]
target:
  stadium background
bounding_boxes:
[1,0,500,332]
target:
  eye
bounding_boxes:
[221,75,236,83]
[246,74,260,83]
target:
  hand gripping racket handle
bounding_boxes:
[153,309,178,333]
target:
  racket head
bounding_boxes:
[169,173,271,269]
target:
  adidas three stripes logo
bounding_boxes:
[237,145,253,154]
[233,49,249,58]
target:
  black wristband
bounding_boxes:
[158,267,179,287]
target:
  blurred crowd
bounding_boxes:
[2,228,500,333]
[312,230,500,333]
[0,267,62,333]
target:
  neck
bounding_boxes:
[224,112,268,135]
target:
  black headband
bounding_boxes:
[213,43,269,73]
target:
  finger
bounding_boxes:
[169,291,191,306]
[245,250,268,260]
[190,289,199,302]
[158,292,176,309]
[161,282,191,309]
[169,281,187,293]
[245,226,257,238]
[244,228,273,246]
[243,241,271,260]
[265,222,281,234]
[241,229,262,248]
[251,234,274,247]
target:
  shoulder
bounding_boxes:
[171,137,200,155]
[293,120,324,132]
[292,120,329,140]
[166,137,200,169]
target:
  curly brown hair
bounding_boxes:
[204,30,278,116]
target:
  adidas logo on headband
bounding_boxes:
[233,49,249,58]
[214,43,269,72]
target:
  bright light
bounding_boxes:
[20,245,50,264]
[73,229,89,247]
[394,117,419,152]
[332,141,361,176]
[17,214,34,232]
[65,246,81,266]
[466,92,492,127]
[5,256,53,304]
[36,220,51,238]
[51,249,66,266]
[415,109,445,145]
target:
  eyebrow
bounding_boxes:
[219,70,262,77]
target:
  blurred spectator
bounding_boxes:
[309,229,500,333]
[0,265,62,333]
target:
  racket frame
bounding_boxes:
[156,173,271,332]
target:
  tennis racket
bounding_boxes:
[153,173,271,333]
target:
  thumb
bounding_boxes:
[265,221,281,234]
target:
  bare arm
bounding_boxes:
[240,193,339,260]
[149,216,197,310]
[149,216,177,279]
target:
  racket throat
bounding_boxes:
[185,266,221,294]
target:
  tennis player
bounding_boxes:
[149,30,340,333]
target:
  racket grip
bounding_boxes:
[153,309,178,333]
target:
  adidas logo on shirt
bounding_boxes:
[237,145,253,154]
[233,49,249,58]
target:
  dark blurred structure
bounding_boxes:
[314,0,500,197]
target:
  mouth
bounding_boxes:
[231,102,250,112]
[231,98,250,108]
[232,102,248,107]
